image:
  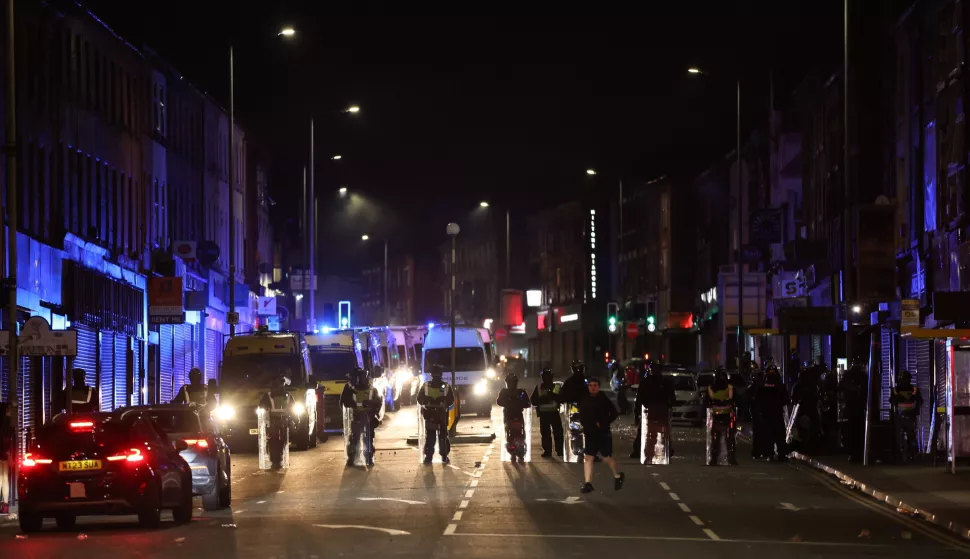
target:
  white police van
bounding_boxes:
[421,325,495,417]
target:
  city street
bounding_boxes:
[3,382,969,558]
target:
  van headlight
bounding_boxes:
[291,402,306,416]
[485,368,496,379]
[474,379,488,396]
[213,405,236,421]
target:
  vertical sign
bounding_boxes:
[901,299,919,328]
[148,277,185,324]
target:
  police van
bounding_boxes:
[386,327,420,407]
[421,325,495,417]
[306,329,364,432]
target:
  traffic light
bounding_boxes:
[646,314,656,332]
[338,300,351,328]
[607,302,618,333]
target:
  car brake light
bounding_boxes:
[70,421,95,432]
[22,453,53,467]
[107,448,144,463]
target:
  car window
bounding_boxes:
[131,418,164,445]
[142,410,202,433]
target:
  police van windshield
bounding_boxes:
[397,345,407,365]
[424,347,485,371]
[222,353,303,388]
[310,351,357,381]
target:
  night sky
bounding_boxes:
[82,1,847,266]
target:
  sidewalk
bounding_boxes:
[792,451,970,539]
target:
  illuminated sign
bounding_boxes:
[589,209,597,299]
[338,300,351,328]
[526,289,542,307]
[560,313,579,323]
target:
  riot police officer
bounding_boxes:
[417,365,455,464]
[891,370,923,461]
[530,367,564,458]
[707,368,737,466]
[340,367,381,467]
[558,360,590,460]
[174,368,208,406]
[751,365,789,461]
[259,374,292,469]
[631,363,675,460]
[497,373,531,462]
[70,368,99,413]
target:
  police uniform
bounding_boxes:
[340,381,380,465]
[175,383,208,406]
[71,385,98,413]
[417,379,454,462]
[707,381,737,465]
[531,381,564,457]
[891,375,922,460]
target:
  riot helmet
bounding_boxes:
[505,373,519,391]
[189,367,203,385]
[540,367,553,383]
[570,360,586,376]
[72,368,86,387]
[430,364,443,381]
[350,367,368,387]
[898,370,912,386]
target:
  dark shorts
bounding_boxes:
[584,431,613,457]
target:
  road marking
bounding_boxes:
[277,490,285,494]
[357,497,425,505]
[689,515,705,526]
[659,482,670,490]
[536,496,583,505]
[703,529,721,541]
[465,489,475,498]
[459,500,470,509]
[233,510,246,514]
[778,502,805,512]
[669,493,680,501]
[481,455,489,463]
[444,524,458,535]
[443,532,898,547]
[470,479,479,487]
[452,511,463,521]
[678,503,691,513]
[314,524,410,536]
[257,501,266,504]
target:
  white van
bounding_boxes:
[421,326,495,417]
[388,327,419,406]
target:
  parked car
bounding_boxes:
[662,371,705,427]
[120,405,231,511]
[17,412,193,532]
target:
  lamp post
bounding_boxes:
[446,222,460,435]
[361,235,389,326]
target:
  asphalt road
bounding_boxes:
[3,379,970,558]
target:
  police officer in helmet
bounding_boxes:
[751,365,789,461]
[417,364,455,464]
[174,367,208,406]
[340,367,381,466]
[891,370,923,461]
[707,367,737,466]
[497,372,531,462]
[531,367,564,458]
[70,368,99,413]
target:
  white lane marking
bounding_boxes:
[677,503,691,513]
[778,502,806,512]
[444,524,458,535]
[669,493,680,501]
[470,479,479,487]
[357,497,426,505]
[481,455,489,463]
[459,500,470,509]
[277,490,285,494]
[233,510,246,514]
[452,511,463,521]
[442,533,896,547]
[465,489,475,498]
[659,482,670,491]
[703,529,721,541]
[689,515,705,526]
[315,524,410,536]
[257,501,266,504]
[536,497,584,505]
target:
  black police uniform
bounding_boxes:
[891,373,923,460]
[417,375,455,463]
[707,376,737,465]
[340,372,380,465]
[70,368,99,414]
[497,378,531,462]
[751,370,789,460]
[632,371,675,460]
[530,375,564,457]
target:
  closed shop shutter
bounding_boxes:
[41,357,52,424]
[99,331,114,411]
[205,328,221,382]
[879,326,894,421]
[132,338,142,406]
[905,339,933,450]
[173,324,189,391]
[811,336,822,364]
[114,333,128,409]
[935,339,949,415]
[75,325,98,404]
[160,325,174,403]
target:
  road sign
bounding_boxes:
[227,311,240,325]
[258,296,277,316]
[626,322,639,339]
[173,240,197,263]
[0,316,78,357]
[901,299,919,328]
[148,277,184,325]
[494,327,507,342]
[197,240,221,268]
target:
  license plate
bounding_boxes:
[59,460,101,472]
[248,429,259,435]
[69,482,86,499]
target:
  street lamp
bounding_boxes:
[278,27,296,37]
[346,105,361,113]
[331,154,342,160]
[687,67,701,74]
[339,186,348,196]
[479,201,489,208]
[446,222,461,433]
[586,168,597,176]
[361,234,369,241]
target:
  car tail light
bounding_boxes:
[107,448,144,463]
[69,421,95,433]
[22,453,53,467]
[182,439,209,449]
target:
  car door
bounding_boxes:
[133,417,186,506]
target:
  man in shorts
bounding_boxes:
[578,377,624,494]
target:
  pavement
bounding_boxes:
[2,379,970,558]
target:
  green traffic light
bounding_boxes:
[647,315,655,325]
[608,316,616,326]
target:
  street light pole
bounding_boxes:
[228,45,236,337]
[302,166,308,322]
[5,0,19,506]
[505,209,510,286]
[383,239,389,325]
[446,222,460,435]
[309,118,315,331]
[736,78,743,368]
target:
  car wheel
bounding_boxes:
[218,466,232,508]
[137,482,162,528]
[18,508,43,533]
[172,478,194,524]
[55,513,76,531]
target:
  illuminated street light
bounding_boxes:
[586,169,597,175]
[346,105,361,113]
[687,67,702,74]
[278,27,296,37]
[479,201,489,208]
[851,304,862,314]
[331,154,342,160]
[339,186,348,196]
[361,234,370,241]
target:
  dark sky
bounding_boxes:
[82,1,846,264]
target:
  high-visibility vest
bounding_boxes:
[710,387,733,414]
[537,385,560,412]
[895,386,918,414]
[423,384,448,408]
[355,388,375,409]
[72,386,97,412]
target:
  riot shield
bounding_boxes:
[640,406,670,465]
[257,407,290,470]
[561,403,584,463]
[344,406,374,466]
[258,407,270,470]
[500,411,532,463]
[706,409,735,466]
[785,403,800,444]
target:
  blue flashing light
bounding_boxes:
[427,322,435,329]
[322,326,331,334]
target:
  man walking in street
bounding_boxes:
[578,377,624,494]
[531,367,564,458]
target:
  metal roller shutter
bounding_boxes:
[906,339,933,451]
[879,326,894,421]
[205,328,221,382]
[99,331,114,411]
[42,358,52,424]
[160,325,174,403]
[114,333,128,409]
[133,339,142,406]
[75,325,98,404]
[935,339,949,415]
[173,324,189,391]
